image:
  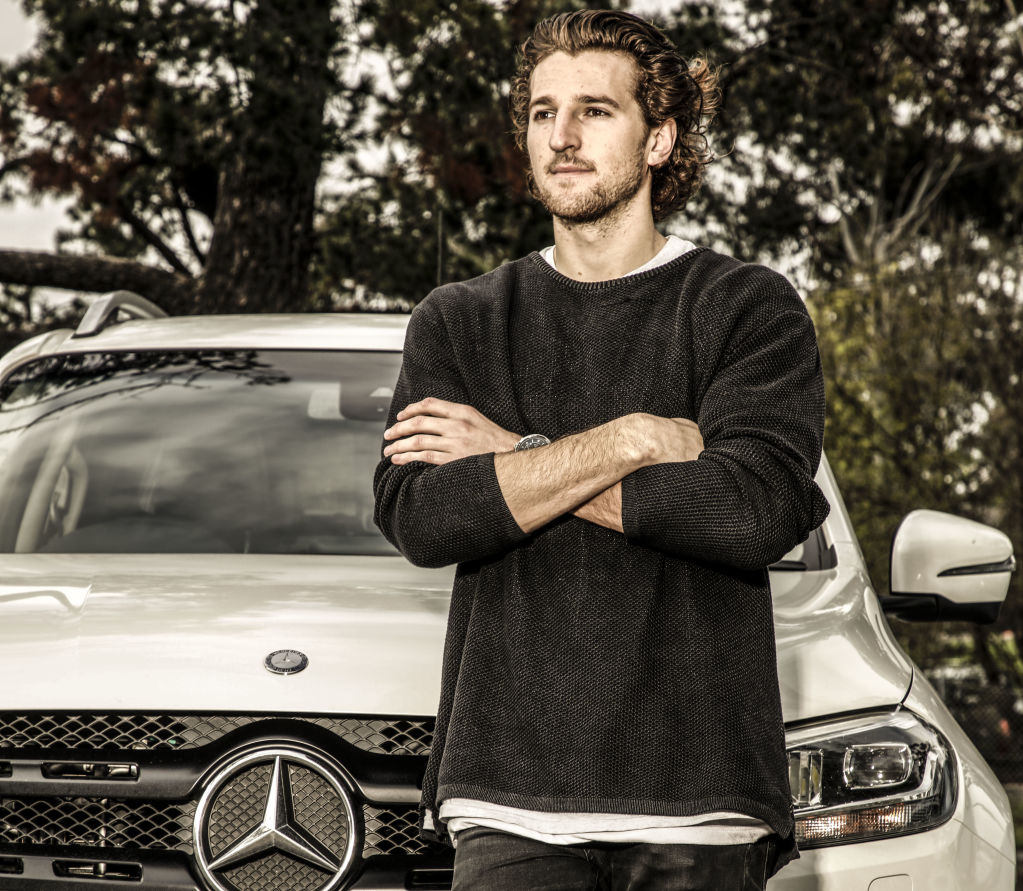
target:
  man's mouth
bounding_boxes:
[548,158,594,175]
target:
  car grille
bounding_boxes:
[0,798,196,850]
[0,713,447,889]
[0,797,427,856]
[364,805,433,856]
[0,713,435,756]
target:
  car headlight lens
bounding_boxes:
[786,710,956,847]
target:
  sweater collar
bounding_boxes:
[526,246,708,295]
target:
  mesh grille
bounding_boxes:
[1,798,424,857]
[0,714,434,755]
[0,798,195,850]
[363,805,431,856]
[219,849,331,891]
[206,763,272,852]
[312,718,433,756]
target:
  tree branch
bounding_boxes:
[890,153,962,248]
[0,248,192,309]
[118,203,194,275]
[172,187,207,264]
[1005,0,1023,61]
[828,164,861,266]
[0,157,29,179]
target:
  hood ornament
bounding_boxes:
[264,649,308,675]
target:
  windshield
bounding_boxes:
[0,349,401,555]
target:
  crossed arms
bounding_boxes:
[382,399,704,534]
[372,280,829,571]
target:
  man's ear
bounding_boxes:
[647,118,677,168]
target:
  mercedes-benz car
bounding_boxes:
[0,292,1016,890]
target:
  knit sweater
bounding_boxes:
[372,247,830,874]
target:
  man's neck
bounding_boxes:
[551,205,666,282]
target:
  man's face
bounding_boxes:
[526,50,655,225]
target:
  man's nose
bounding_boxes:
[549,112,580,152]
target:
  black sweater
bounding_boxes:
[373,248,829,872]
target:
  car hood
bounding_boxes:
[771,552,914,722]
[0,553,452,716]
[1,550,912,721]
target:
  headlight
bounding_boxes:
[786,710,956,847]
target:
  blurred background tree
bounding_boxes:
[1,0,1021,680]
[0,0,351,320]
[711,0,1022,679]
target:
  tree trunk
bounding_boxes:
[194,0,334,312]
[0,249,191,309]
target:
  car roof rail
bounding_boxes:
[72,290,169,338]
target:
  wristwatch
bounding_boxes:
[514,433,551,451]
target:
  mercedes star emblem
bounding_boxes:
[265,649,309,674]
[193,746,357,891]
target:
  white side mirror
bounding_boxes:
[885,510,1015,624]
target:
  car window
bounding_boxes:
[0,349,402,555]
[771,527,835,571]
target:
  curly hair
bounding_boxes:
[510,9,719,221]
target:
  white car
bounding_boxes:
[0,293,1016,891]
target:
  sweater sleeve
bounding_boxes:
[620,266,830,570]
[373,299,530,568]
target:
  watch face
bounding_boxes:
[516,434,551,451]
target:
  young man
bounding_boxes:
[373,9,829,889]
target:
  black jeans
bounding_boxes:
[451,827,776,891]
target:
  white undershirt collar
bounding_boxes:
[540,234,697,279]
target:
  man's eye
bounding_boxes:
[532,110,554,121]
[585,108,609,117]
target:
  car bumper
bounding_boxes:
[769,816,1015,890]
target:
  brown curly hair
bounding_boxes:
[510,9,719,221]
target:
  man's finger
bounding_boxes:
[384,434,449,456]
[384,415,455,440]
[389,449,449,466]
[396,397,466,421]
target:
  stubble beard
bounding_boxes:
[534,139,649,227]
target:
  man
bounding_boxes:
[373,9,829,889]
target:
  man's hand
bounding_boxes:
[570,415,703,532]
[628,413,704,465]
[383,397,519,465]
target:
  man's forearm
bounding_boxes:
[383,400,702,536]
[494,418,642,533]
[572,483,623,532]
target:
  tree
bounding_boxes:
[709,0,1023,671]
[312,0,569,308]
[312,0,736,308]
[0,0,347,313]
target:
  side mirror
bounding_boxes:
[883,510,1015,624]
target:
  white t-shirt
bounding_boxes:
[438,234,773,847]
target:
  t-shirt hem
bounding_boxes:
[435,783,793,833]
[426,785,798,873]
